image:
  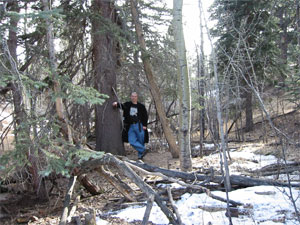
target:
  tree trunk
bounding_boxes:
[297,0,300,68]
[173,0,192,171]
[92,0,125,155]
[245,89,253,132]
[201,2,232,222]
[6,1,47,199]
[278,7,288,84]
[7,1,24,131]
[7,1,34,194]
[198,0,206,158]
[42,0,72,142]
[130,0,179,158]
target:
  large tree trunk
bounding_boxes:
[173,0,192,171]
[130,0,179,158]
[92,0,125,155]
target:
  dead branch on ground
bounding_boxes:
[59,176,77,225]
[128,160,300,188]
[79,153,179,225]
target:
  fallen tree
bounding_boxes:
[126,160,300,188]
[78,153,179,225]
[74,152,247,224]
[248,162,300,177]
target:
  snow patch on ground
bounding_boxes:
[97,145,300,225]
[103,186,299,225]
[96,217,108,225]
[193,144,286,176]
[194,143,216,150]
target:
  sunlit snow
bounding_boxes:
[102,186,299,225]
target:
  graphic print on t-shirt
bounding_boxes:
[130,106,138,116]
[130,105,139,123]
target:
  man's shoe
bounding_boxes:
[141,149,149,158]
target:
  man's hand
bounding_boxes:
[112,102,118,107]
[143,126,147,130]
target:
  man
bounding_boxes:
[112,92,149,159]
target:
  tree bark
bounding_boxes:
[77,174,102,195]
[92,0,125,155]
[173,0,192,171]
[130,0,179,158]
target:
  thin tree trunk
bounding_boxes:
[198,0,206,158]
[278,7,288,84]
[200,1,232,223]
[210,57,231,192]
[245,87,253,132]
[130,0,179,158]
[173,0,192,171]
[42,0,72,142]
[92,0,125,155]
[6,2,47,199]
[297,0,300,68]
[59,176,77,225]
[7,1,23,132]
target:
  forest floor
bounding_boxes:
[1,139,299,225]
[0,102,299,225]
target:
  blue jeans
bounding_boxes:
[128,123,145,157]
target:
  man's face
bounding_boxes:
[131,93,138,103]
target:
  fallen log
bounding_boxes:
[84,209,96,225]
[67,195,80,223]
[249,162,300,176]
[127,161,242,207]
[128,160,300,188]
[142,195,154,225]
[79,153,179,225]
[96,166,136,202]
[167,187,183,225]
[252,167,300,177]
[77,174,102,195]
